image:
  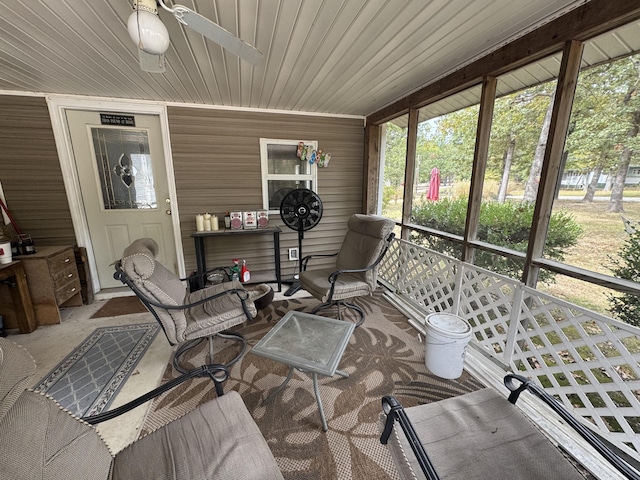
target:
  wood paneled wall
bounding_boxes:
[167,106,365,282]
[0,96,75,246]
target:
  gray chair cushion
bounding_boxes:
[0,339,113,479]
[0,390,113,480]
[0,339,36,423]
[112,390,284,480]
[299,268,372,302]
[335,214,395,290]
[0,340,284,480]
[184,281,257,340]
[121,238,187,343]
[383,388,585,480]
[299,214,394,303]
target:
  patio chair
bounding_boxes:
[114,238,273,385]
[0,338,284,480]
[380,373,640,480]
[298,214,395,326]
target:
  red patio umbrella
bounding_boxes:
[426,167,440,201]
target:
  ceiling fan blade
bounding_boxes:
[138,50,166,73]
[170,6,264,66]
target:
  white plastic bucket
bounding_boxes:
[0,242,12,264]
[425,313,472,379]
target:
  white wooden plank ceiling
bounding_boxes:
[0,0,633,118]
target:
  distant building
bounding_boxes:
[561,165,640,189]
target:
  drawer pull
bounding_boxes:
[67,273,73,278]
[70,287,77,292]
[64,258,71,263]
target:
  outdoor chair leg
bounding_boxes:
[173,331,247,373]
[311,301,365,327]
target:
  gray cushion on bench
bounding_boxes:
[383,387,585,480]
[0,338,284,480]
[113,390,282,480]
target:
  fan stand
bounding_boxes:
[283,219,305,296]
[283,228,304,297]
[279,187,323,297]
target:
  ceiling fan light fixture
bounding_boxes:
[127,3,170,56]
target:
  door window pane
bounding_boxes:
[91,128,157,210]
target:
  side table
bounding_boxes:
[0,261,37,333]
[251,311,355,431]
[192,227,282,291]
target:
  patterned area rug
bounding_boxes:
[34,323,159,417]
[141,291,484,479]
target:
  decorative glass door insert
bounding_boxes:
[91,128,157,210]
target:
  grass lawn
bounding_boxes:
[539,199,640,316]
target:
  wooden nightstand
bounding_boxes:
[15,245,83,325]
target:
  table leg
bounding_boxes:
[274,231,281,292]
[312,372,329,431]
[312,370,350,431]
[194,236,206,290]
[262,365,294,405]
[6,263,37,334]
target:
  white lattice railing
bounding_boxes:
[378,238,640,459]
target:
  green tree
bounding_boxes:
[565,59,635,203]
[382,121,408,188]
[608,231,640,326]
[490,86,554,202]
[608,56,640,213]
[415,108,479,189]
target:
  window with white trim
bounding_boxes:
[260,138,318,213]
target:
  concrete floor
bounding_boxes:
[9,283,310,453]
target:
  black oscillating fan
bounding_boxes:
[279,188,323,296]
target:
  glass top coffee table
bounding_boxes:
[251,310,356,431]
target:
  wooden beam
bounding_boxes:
[367,0,640,125]
[523,40,584,287]
[463,76,497,263]
[363,124,381,214]
[401,109,419,240]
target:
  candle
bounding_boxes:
[212,215,219,230]
[204,213,212,231]
[196,214,204,232]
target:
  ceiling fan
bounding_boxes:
[127,0,264,73]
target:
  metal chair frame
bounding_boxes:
[381,373,640,480]
[301,232,395,327]
[114,260,250,380]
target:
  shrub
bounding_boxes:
[381,185,396,212]
[608,231,640,327]
[411,198,583,281]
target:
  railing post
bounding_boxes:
[453,260,464,315]
[503,285,524,365]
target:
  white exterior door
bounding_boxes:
[65,109,177,289]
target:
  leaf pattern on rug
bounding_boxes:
[140,290,484,480]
